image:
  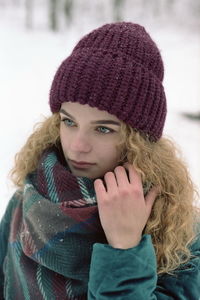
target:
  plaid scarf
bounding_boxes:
[10,147,107,299]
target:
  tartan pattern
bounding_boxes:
[3,147,107,299]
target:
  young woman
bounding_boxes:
[1,22,200,300]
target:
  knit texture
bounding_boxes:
[50,22,167,141]
[2,147,107,299]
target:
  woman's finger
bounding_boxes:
[114,166,130,186]
[145,186,160,211]
[94,179,107,200]
[103,171,118,192]
[123,163,143,189]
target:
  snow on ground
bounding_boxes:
[0,8,200,219]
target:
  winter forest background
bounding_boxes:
[0,0,200,218]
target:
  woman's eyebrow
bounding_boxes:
[60,108,121,126]
[60,109,75,119]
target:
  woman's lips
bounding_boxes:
[70,160,95,169]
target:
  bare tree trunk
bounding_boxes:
[25,0,33,29]
[113,0,124,22]
[165,0,175,13]
[64,0,73,25]
[152,0,160,17]
[12,0,20,6]
[141,0,159,18]
[0,0,5,7]
[49,0,58,31]
[142,0,148,10]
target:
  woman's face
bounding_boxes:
[60,102,122,179]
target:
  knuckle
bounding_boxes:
[98,193,108,203]
[101,196,109,203]
[110,192,118,201]
[101,195,116,207]
[127,185,140,196]
[133,188,142,197]
[119,188,130,197]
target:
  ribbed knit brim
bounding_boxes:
[50,22,167,141]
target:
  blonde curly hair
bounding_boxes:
[10,113,199,275]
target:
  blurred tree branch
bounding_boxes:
[64,0,73,25]
[113,0,124,22]
[49,0,58,31]
[25,0,33,29]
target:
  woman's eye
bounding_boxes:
[97,127,114,134]
[62,118,75,127]
[61,119,114,134]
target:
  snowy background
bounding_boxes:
[0,0,200,219]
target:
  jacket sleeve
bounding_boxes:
[88,234,200,300]
[0,191,21,299]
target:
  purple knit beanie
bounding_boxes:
[49,22,167,141]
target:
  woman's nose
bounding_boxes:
[70,133,92,153]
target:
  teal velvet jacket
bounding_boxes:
[1,193,200,299]
[89,234,200,299]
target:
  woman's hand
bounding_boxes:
[94,164,159,249]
